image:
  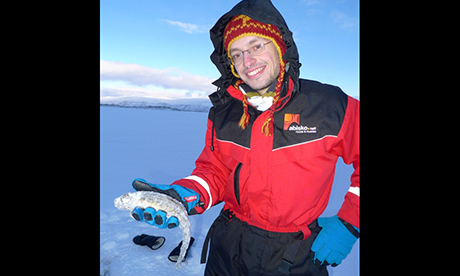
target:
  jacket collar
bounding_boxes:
[223,76,294,111]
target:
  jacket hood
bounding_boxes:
[209,0,301,105]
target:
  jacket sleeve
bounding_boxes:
[170,108,231,214]
[336,96,360,229]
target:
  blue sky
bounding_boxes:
[100,0,359,100]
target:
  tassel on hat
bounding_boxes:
[224,15,287,136]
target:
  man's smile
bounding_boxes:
[245,65,266,78]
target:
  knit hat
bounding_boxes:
[224,15,287,136]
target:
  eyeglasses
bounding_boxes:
[229,41,272,65]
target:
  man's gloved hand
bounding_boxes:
[311,215,359,267]
[130,206,181,229]
[129,178,201,229]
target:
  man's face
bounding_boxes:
[230,36,280,95]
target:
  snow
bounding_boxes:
[100,105,359,275]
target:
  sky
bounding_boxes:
[100,0,359,101]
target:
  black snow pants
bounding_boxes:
[201,209,328,276]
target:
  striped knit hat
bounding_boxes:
[224,15,287,136]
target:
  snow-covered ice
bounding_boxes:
[100,105,359,275]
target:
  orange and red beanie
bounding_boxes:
[223,15,287,136]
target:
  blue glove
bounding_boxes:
[131,206,180,229]
[129,178,201,229]
[311,215,359,266]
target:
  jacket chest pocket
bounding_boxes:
[233,162,243,205]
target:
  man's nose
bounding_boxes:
[242,52,256,68]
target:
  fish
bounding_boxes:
[114,191,191,269]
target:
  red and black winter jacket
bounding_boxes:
[172,77,359,239]
[171,0,359,239]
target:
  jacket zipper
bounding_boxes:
[234,162,242,205]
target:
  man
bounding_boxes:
[127,0,359,275]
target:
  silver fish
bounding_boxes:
[114,191,191,269]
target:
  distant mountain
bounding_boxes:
[100,97,212,112]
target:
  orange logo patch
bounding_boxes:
[284,113,300,130]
